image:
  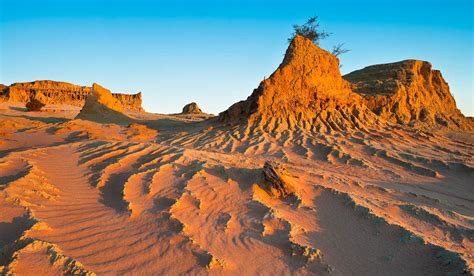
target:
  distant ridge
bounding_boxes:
[0,80,143,111]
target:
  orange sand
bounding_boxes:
[0,101,472,275]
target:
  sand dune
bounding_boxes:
[0,105,471,274]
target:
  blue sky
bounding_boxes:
[1,0,473,115]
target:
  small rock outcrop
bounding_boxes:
[76,83,131,123]
[1,80,143,111]
[344,60,471,130]
[182,102,203,114]
[219,35,379,132]
[25,98,45,111]
[262,161,295,198]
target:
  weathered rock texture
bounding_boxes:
[182,102,203,114]
[219,35,379,132]
[344,60,471,130]
[76,83,131,123]
[112,92,143,112]
[1,80,143,111]
[262,161,295,198]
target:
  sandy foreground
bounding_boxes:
[0,102,473,275]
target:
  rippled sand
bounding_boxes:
[0,103,472,275]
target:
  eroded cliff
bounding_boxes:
[344,60,471,130]
[1,80,143,111]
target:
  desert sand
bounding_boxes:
[0,35,472,275]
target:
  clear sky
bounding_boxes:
[1,0,473,115]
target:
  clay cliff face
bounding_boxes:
[1,80,143,111]
[111,92,143,112]
[219,35,378,132]
[6,80,90,104]
[344,60,471,130]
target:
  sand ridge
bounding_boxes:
[0,105,472,274]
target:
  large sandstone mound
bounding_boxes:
[344,60,471,130]
[0,80,143,111]
[182,102,203,114]
[76,83,132,123]
[219,35,378,132]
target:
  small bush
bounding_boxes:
[25,98,45,111]
[289,16,330,45]
[289,16,350,60]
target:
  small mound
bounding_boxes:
[219,35,379,133]
[76,83,132,124]
[0,118,43,131]
[182,102,203,114]
[122,123,158,142]
[344,60,472,130]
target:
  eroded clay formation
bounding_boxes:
[76,83,132,124]
[220,36,471,132]
[219,35,380,132]
[0,80,143,111]
[344,60,471,130]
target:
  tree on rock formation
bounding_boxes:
[289,16,330,45]
[290,16,350,58]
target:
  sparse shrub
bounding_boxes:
[25,98,45,111]
[289,16,350,59]
[289,16,330,45]
[331,43,350,57]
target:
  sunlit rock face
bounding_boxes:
[344,60,472,130]
[1,80,143,111]
[219,35,380,133]
[76,83,132,123]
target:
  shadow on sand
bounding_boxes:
[2,113,70,124]
[9,106,27,112]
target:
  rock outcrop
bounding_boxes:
[182,102,203,114]
[76,83,131,123]
[219,35,378,132]
[262,161,295,198]
[344,60,471,130]
[1,80,143,111]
